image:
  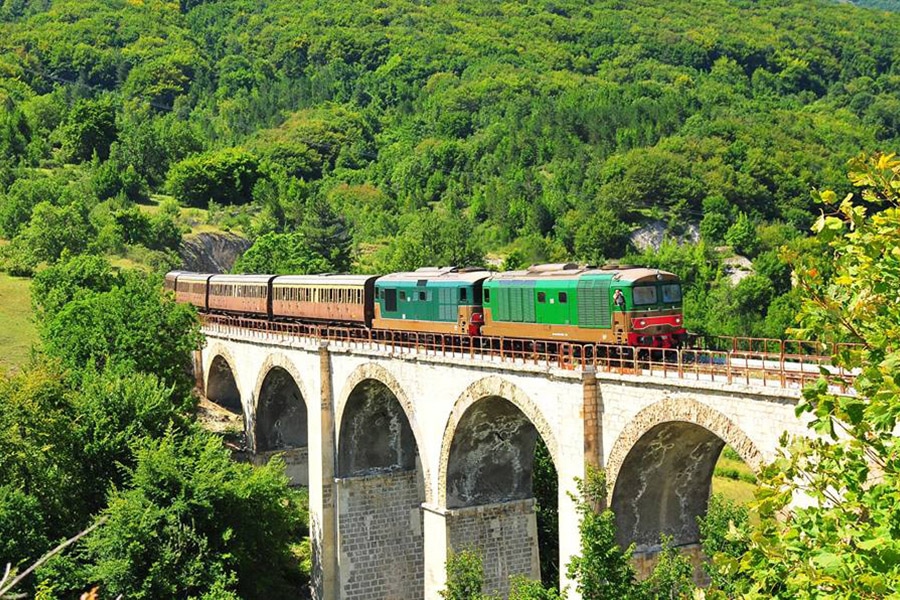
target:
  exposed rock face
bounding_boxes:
[179,232,251,273]
[629,220,700,252]
[722,254,754,284]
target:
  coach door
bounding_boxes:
[384,288,398,313]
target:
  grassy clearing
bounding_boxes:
[712,445,757,507]
[712,474,756,506]
[141,195,238,237]
[0,273,36,373]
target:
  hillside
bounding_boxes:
[848,0,900,11]
[0,0,899,338]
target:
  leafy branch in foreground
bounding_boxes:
[706,153,900,597]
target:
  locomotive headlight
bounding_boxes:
[675,317,682,324]
[639,319,646,326]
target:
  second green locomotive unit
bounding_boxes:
[481,263,685,347]
[166,263,687,348]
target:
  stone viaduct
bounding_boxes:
[198,321,811,600]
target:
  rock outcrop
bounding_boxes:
[629,220,700,252]
[179,232,251,273]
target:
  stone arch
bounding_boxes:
[336,362,430,501]
[248,354,311,486]
[335,363,427,599]
[252,354,310,453]
[607,396,764,551]
[438,376,560,509]
[205,345,242,414]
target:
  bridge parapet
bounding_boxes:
[200,314,854,391]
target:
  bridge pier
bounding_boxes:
[336,471,424,599]
[310,343,338,600]
[449,499,541,597]
[420,500,540,600]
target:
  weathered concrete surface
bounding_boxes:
[199,327,806,600]
[446,397,538,508]
[338,379,416,477]
[256,366,308,451]
[611,422,724,550]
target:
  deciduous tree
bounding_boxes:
[707,152,900,596]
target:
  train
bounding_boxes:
[165,263,687,348]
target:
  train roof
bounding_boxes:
[273,274,378,286]
[175,272,213,283]
[209,274,275,284]
[376,266,492,285]
[485,264,679,283]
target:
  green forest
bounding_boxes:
[0,0,899,338]
[1,0,900,597]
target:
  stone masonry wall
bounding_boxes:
[448,499,540,598]
[337,470,424,600]
[252,447,309,486]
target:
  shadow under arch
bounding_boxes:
[255,368,307,452]
[336,362,431,503]
[437,375,561,597]
[607,396,764,551]
[205,346,242,414]
[438,375,560,508]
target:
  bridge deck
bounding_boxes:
[200,314,856,392]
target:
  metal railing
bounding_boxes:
[200,314,856,391]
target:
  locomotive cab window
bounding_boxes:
[558,292,568,303]
[537,292,546,303]
[419,291,426,301]
[633,285,658,306]
[662,284,682,303]
[483,289,491,302]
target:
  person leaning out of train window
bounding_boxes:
[614,289,625,310]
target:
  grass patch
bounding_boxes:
[0,273,36,373]
[712,445,757,507]
[711,475,756,507]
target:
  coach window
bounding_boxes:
[559,292,568,303]
[483,289,491,302]
[459,288,468,302]
[537,291,546,303]
[400,291,407,301]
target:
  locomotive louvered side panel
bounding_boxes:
[495,283,536,323]
[438,288,456,321]
[524,289,536,322]
[509,287,523,322]
[577,278,611,328]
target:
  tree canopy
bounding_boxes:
[1,0,899,340]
